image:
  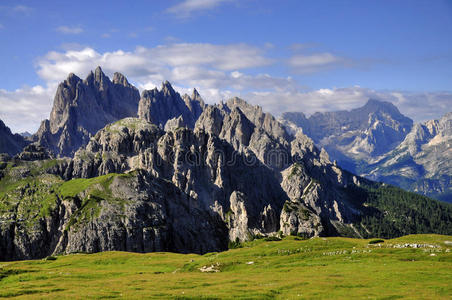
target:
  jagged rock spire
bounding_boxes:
[113,72,130,86]
[138,81,205,129]
[34,67,140,157]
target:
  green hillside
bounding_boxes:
[1,234,451,299]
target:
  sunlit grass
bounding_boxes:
[0,234,451,299]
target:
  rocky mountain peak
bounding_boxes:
[192,88,201,101]
[364,110,452,202]
[138,81,205,130]
[34,68,140,157]
[162,80,176,96]
[363,98,396,111]
[361,99,411,125]
[94,65,104,77]
[225,97,290,144]
[112,72,130,87]
[66,72,81,85]
[84,66,110,89]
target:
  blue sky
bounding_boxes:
[1,0,452,133]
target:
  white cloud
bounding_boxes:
[36,43,274,83]
[0,24,3,29]
[0,83,57,133]
[288,53,346,73]
[56,26,83,34]
[167,0,233,17]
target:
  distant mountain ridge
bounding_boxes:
[280,100,452,202]
[365,112,452,202]
[281,99,413,165]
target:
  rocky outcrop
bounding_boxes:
[0,119,29,156]
[138,81,205,129]
[195,98,290,170]
[15,144,52,161]
[164,116,186,132]
[33,67,140,157]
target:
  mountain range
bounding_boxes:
[280,101,452,203]
[0,67,451,260]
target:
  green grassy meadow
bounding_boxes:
[0,234,451,299]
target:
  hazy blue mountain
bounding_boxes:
[364,112,452,202]
[281,99,413,172]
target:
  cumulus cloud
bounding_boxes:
[36,44,274,85]
[0,83,57,133]
[167,0,233,17]
[56,26,83,34]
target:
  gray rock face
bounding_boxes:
[164,115,186,132]
[69,118,287,226]
[195,98,290,170]
[365,112,452,202]
[0,170,227,260]
[34,67,140,157]
[194,100,365,236]
[138,81,205,129]
[281,99,413,170]
[0,119,29,156]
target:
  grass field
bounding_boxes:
[0,234,451,299]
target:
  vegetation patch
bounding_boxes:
[0,165,134,232]
[368,239,385,244]
[0,234,450,299]
[228,238,242,249]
